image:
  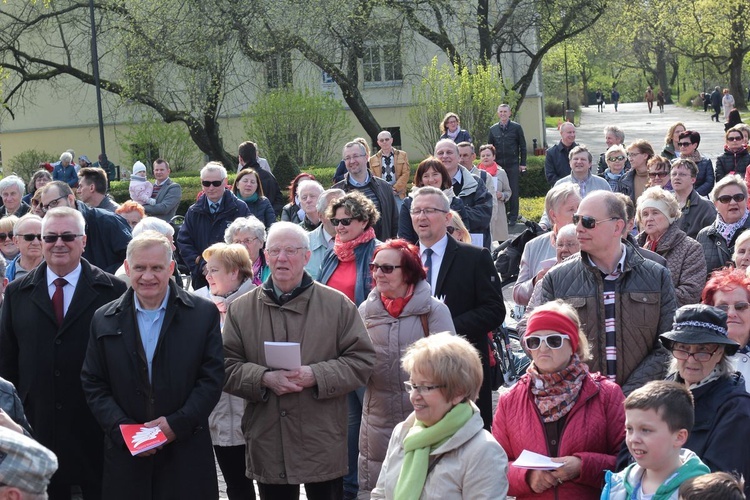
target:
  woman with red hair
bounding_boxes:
[356,239,455,497]
[702,268,750,391]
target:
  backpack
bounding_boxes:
[492,220,547,285]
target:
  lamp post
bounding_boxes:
[564,42,570,111]
[88,0,106,156]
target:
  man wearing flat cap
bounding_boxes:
[0,425,58,499]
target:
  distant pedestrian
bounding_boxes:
[611,88,620,112]
[723,88,735,122]
[657,88,665,113]
[645,86,655,113]
[710,86,722,122]
[596,89,605,112]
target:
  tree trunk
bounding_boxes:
[729,15,747,109]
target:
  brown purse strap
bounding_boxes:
[419,313,430,337]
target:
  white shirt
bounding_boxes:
[419,234,449,295]
[47,263,82,317]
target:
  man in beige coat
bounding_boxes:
[369,131,410,211]
[223,222,375,500]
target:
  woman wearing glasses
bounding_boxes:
[657,304,750,495]
[224,216,269,286]
[439,112,472,144]
[635,187,706,306]
[716,128,750,182]
[645,156,672,191]
[623,140,655,204]
[0,216,19,263]
[697,175,750,273]
[493,300,625,499]
[371,332,508,499]
[356,239,455,497]
[702,268,750,391]
[600,144,631,194]
[676,130,714,196]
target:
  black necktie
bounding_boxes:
[424,248,433,286]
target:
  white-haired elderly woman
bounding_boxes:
[115,216,183,288]
[0,176,30,219]
[698,174,750,273]
[225,215,269,286]
[52,151,78,187]
[371,332,508,499]
[513,184,581,307]
[296,179,325,231]
[600,145,629,193]
[636,187,706,306]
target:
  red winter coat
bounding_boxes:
[492,372,625,499]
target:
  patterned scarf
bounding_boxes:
[380,284,415,318]
[681,150,702,164]
[333,226,375,262]
[716,209,749,244]
[527,354,588,423]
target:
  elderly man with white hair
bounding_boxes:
[368,130,410,211]
[0,175,30,218]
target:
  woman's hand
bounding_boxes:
[527,469,558,493]
[551,455,582,482]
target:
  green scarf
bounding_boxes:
[394,402,473,500]
[240,192,259,204]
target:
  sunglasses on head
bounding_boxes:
[330,217,354,227]
[524,334,567,350]
[201,180,223,187]
[369,263,402,274]
[18,234,42,242]
[0,232,12,241]
[716,193,746,204]
[43,234,83,243]
[607,155,626,162]
[572,214,619,229]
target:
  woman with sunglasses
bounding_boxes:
[676,130,714,196]
[372,332,508,499]
[636,187,706,306]
[646,156,672,191]
[318,191,380,499]
[447,210,472,244]
[716,128,750,182]
[702,268,750,391]
[0,216,19,263]
[398,157,468,244]
[698,174,750,273]
[600,144,630,194]
[493,300,625,499]
[656,304,750,495]
[356,239,455,497]
[232,168,275,229]
[6,214,43,281]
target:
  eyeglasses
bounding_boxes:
[404,382,446,394]
[330,217,355,227]
[410,207,448,216]
[369,263,402,274]
[18,234,42,242]
[446,226,456,235]
[234,237,260,246]
[265,246,306,257]
[671,347,720,363]
[201,180,224,187]
[677,142,693,148]
[648,171,668,178]
[43,233,84,243]
[727,136,744,142]
[524,334,568,350]
[607,155,626,162]
[716,193,746,204]
[343,154,366,162]
[0,232,12,241]
[572,214,619,229]
[627,152,643,158]
[714,302,750,313]
[41,195,68,213]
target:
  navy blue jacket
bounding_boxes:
[77,200,132,274]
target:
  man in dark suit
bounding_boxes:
[0,206,127,499]
[144,159,182,222]
[82,232,224,499]
[410,186,505,429]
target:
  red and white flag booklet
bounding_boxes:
[119,423,168,456]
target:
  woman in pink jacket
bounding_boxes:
[492,300,625,499]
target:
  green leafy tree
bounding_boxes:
[5,149,53,180]
[272,153,301,190]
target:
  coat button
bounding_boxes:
[280,472,286,479]
[280,411,287,417]
[54,370,60,376]
[642,297,647,302]
[55,339,62,345]
[551,439,557,445]
[55,403,62,410]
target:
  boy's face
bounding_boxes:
[625,408,687,474]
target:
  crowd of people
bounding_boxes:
[1,100,750,500]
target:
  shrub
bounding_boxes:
[519,196,545,222]
[5,149,54,181]
[518,156,549,198]
[273,153,301,191]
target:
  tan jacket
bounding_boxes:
[370,148,411,199]
[222,281,376,484]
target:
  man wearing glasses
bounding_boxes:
[176,161,250,290]
[541,190,676,395]
[0,206,127,499]
[38,181,132,274]
[333,141,399,241]
[223,222,375,500]
[671,159,716,239]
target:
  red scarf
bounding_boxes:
[333,227,376,262]
[380,284,415,318]
[478,161,498,176]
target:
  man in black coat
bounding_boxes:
[411,186,505,429]
[544,122,578,186]
[487,103,527,225]
[710,86,722,122]
[0,206,127,499]
[82,232,224,500]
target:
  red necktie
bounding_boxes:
[52,278,67,326]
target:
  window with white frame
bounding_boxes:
[266,53,293,89]
[363,42,402,84]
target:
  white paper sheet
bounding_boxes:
[512,449,564,470]
[264,342,301,370]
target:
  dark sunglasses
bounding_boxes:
[715,302,750,313]
[607,155,626,162]
[717,193,746,204]
[727,136,744,142]
[369,263,402,274]
[572,214,619,229]
[43,233,83,243]
[18,234,42,241]
[524,334,567,350]
[677,141,693,147]
[0,232,12,241]
[446,226,456,235]
[648,171,668,178]
[331,218,354,227]
[201,180,224,187]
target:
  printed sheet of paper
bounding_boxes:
[119,424,168,456]
[512,449,564,470]
[264,342,302,370]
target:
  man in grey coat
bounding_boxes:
[144,159,182,222]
